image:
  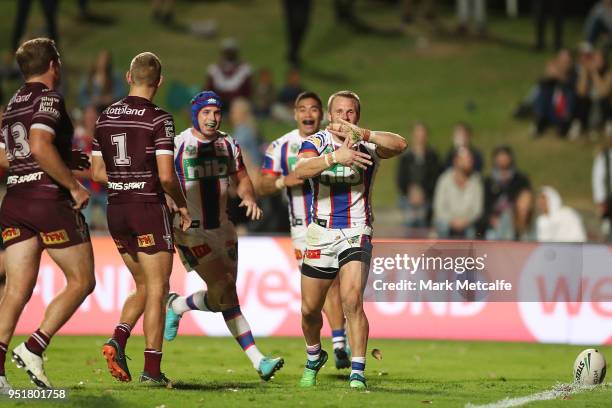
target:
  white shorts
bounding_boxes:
[291,224,308,267]
[174,222,238,271]
[301,222,373,279]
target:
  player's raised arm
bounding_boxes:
[29,128,90,209]
[257,142,303,196]
[327,118,407,159]
[295,135,373,180]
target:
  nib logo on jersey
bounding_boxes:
[319,164,363,186]
[183,157,229,180]
[104,104,146,119]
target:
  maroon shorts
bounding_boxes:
[107,201,174,256]
[0,195,90,249]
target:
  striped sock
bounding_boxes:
[25,329,50,356]
[0,342,7,376]
[332,328,346,350]
[306,343,321,362]
[351,357,366,377]
[222,306,264,369]
[172,290,210,315]
[112,323,132,351]
[144,349,162,378]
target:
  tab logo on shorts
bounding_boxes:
[191,244,211,258]
[2,227,21,243]
[40,229,69,245]
[137,234,156,248]
[305,249,321,259]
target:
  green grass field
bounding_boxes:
[0,0,603,216]
[1,336,610,407]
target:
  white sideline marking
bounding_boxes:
[464,382,607,408]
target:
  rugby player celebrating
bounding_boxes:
[295,90,406,389]
[257,91,350,369]
[163,91,284,381]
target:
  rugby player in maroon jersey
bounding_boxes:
[0,38,95,392]
[91,52,190,386]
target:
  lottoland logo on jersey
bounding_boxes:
[104,106,146,117]
[183,157,229,180]
[319,164,363,186]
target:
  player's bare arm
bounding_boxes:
[327,118,407,159]
[257,172,303,196]
[29,128,90,209]
[233,169,263,220]
[0,148,9,170]
[157,154,192,231]
[295,136,373,180]
[90,155,108,184]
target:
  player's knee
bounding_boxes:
[341,296,364,317]
[67,273,96,296]
[301,303,322,322]
[4,287,34,305]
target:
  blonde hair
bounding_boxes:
[129,52,161,87]
[327,90,361,114]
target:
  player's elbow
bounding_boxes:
[159,173,176,190]
[397,137,408,152]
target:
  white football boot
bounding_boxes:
[12,343,52,388]
[0,375,12,394]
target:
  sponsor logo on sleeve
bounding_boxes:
[2,227,21,243]
[38,96,61,118]
[164,120,175,138]
[137,234,156,248]
[40,229,69,245]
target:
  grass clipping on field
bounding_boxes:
[465,382,608,408]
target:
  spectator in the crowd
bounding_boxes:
[444,122,484,172]
[73,105,107,231]
[592,139,612,241]
[401,0,436,24]
[396,123,441,229]
[271,68,305,123]
[533,50,576,137]
[152,0,175,24]
[481,145,531,240]
[513,189,537,241]
[433,147,483,239]
[585,0,612,48]
[282,0,312,67]
[78,50,126,112]
[229,97,263,172]
[252,68,276,119]
[456,0,486,36]
[12,0,59,52]
[534,0,565,51]
[206,38,252,111]
[572,49,612,138]
[536,186,587,242]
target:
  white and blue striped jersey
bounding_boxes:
[299,130,380,228]
[262,129,313,225]
[174,128,244,230]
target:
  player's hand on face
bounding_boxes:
[334,136,373,170]
[70,149,91,171]
[284,172,304,187]
[327,118,365,145]
[239,199,263,221]
[178,207,192,231]
[70,181,90,210]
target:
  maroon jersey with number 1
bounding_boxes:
[93,96,176,255]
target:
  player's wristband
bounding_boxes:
[331,151,338,164]
[363,129,371,142]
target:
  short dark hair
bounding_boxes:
[295,91,322,109]
[492,144,515,163]
[15,38,59,79]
